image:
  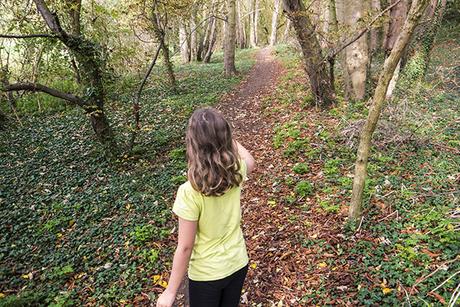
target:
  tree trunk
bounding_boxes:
[283,0,336,106]
[224,0,237,76]
[190,12,198,61]
[349,0,430,221]
[385,0,409,53]
[370,0,382,54]
[345,0,369,100]
[328,0,339,91]
[33,0,117,153]
[402,0,447,83]
[249,0,259,47]
[204,16,218,63]
[282,19,291,42]
[236,0,246,48]
[151,9,176,89]
[179,22,190,63]
[335,0,353,100]
[270,0,281,46]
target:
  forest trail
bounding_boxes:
[217,48,332,305]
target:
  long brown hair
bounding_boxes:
[186,108,243,196]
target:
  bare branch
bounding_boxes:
[327,0,402,61]
[0,33,57,39]
[3,82,84,106]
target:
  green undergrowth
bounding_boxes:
[0,49,256,305]
[272,41,459,305]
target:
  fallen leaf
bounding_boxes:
[318,262,327,268]
[382,287,393,295]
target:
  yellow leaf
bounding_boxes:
[159,280,168,288]
[152,275,161,283]
[267,200,276,205]
[0,293,5,299]
[318,262,327,268]
[126,203,131,210]
[21,273,32,279]
[250,263,257,269]
[382,287,393,295]
[447,224,454,230]
[57,233,63,238]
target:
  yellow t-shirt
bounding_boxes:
[172,160,249,281]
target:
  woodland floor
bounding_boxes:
[215,48,347,305]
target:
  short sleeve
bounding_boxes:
[172,184,200,221]
[239,159,247,181]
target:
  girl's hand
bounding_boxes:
[156,289,176,307]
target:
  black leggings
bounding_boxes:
[189,265,248,307]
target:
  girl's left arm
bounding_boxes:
[156,217,197,307]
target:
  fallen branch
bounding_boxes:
[0,33,57,39]
[3,82,84,106]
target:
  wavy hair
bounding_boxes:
[186,108,243,196]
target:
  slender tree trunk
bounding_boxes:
[190,12,198,61]
[179,22,190,63]
[249,0,259,47]
[345,0,369,100]
[370,0,382,53]
[283,0,336,106]
[224,0,238,76]
[204,16,218,63]
[328,0,339,91]
[236,0,246,48]
[282,19,291,42]
[151,10,176,89]
[254,0,259,45]
[33,0,117,153]
[270,0,281,46]
[402,0,447,82]
[385,0,409,53]
[349,0,430,221]
[335,0,353,100]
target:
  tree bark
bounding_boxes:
[402,0,447,83]
[282,19,291,42]
[249,0,259,47]
[204,16,218,63]
[335,0,353,100]
[349,0,429,221]
[33,0,117,153]
[385,0,409,53]
[236,0,246,48]
[345,0,370,100]
[224,0,237,76]
[370,0,382,53]
[151,7,176,88]
[190,11,198,61]
[283,0,336,106]
[270,0,281,46]
[179,21,190,63]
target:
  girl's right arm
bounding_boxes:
[236,141,255,175]
[156,217,197,307]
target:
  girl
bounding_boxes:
[157,108,255,307]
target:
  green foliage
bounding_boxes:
[295,181,313,197]
[0,49,256,304]
[292,162,309,174]
[318,200,340,214]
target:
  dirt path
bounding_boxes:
[217,48,353,306]
[217,48,306,305]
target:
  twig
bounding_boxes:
[326,0,402,61]
[431,270,460,293]
[355,216,364,233]
[449,282,460,307]
[0,33,57,39]
[377,210,398,222]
